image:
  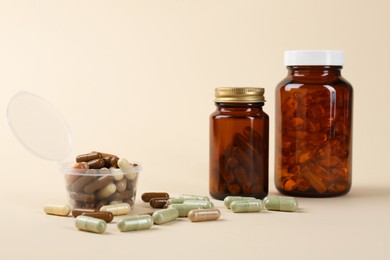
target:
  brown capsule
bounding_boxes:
[70,192,96,203]
[84,175,114,194]
[141,192,170,202]
[103,156,119,168]
[70,176,95,192]
[87,158,105,169]
[110,190,132,200]
[76,152,102,163]
[72,208,97,217]
[149,197,169,208]
[81,211,114,223]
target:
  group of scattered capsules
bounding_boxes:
[43,193,298,234]
[224,195,299,213]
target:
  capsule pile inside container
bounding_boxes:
[63,152,140,209]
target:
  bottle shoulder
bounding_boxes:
[276,75,353,91]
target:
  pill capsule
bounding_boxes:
[96,183,117,199]
[263,196,298,212]
[100,203,131,216]
[84,175,114,194]
[141,192,170,202]
[70,176,95,192]
[76,152,102,163]
[70,192,96,203]
[75,216,107,234]
[188,208,221,222]
[117,215,154,232]
[81,211,114,223]
[118,158,136,174]
[230,200,263,213]
[183,200,214,209]
[72,208,97,217]
[115,178,127,192]
[223,196,257,209]
[179,194,210,201]
[149,197,169,208]
[168,204,202,217]
[43,204,71,216]
[87,158,105,169]
[152,208,179,225]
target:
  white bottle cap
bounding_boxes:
[284,50,344,66]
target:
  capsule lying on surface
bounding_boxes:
[168,204,202,217]
[75,216,107,234]
[230,199,263,213]
[117,215,154,232]
[188,209,221,222]
[100,203,131,216]
[223,196,257,209]
[43,204,71,216]
[183,200,214,209]
[152,208,179,225]
[263,195,298,212]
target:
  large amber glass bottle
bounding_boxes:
[210,87,269,200]
[275,50,353,197]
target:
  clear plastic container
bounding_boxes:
[7,91,142,208]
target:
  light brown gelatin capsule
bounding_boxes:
[141,192,169,202]
[188,208,221,222]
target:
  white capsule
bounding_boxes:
[100,203,131,216]
[96,183,116,199]
[43,204,71,216]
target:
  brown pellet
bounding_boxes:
[81,211,114,223]
[71,208,97,218]
[149,197,169,208]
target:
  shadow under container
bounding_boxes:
[61,162,141,209]
[275,50,353,197]
[210,87,269,200]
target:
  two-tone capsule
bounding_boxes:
[223,196,257,209]
[188,209,221,222]
[230,199,263,213]
[117,215,154,232]
[43,204,71,216]
[75,216,107,234]
[263,195,298,212]
[152,208,179,225]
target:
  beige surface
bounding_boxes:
[0,1,389,259]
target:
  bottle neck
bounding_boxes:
[287,66,342,79]
[215,102,264,113]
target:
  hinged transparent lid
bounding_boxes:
[7,91,73,162]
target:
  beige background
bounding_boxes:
[0,0,389,259]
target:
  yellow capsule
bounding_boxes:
[43,204,71,216]
[188,209,221,222]
[100,203,130,216]
[75,216,107,234]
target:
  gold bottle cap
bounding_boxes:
[214,87,266,103]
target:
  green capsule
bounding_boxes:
[168,204,202,217]
[230,199,263,213]
[117,215,154,232]
[179,194,210,201]
[75,216,107,234]
[166,198,186,204]
[223,196,257,209]
[263,196,298,212]
[152,208,179,225]
[183,200,214,209]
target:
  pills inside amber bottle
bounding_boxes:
[117,215,154,232]
[43,204,71,216]
[152,208,179,225]
[75,216,107,234]
[230,199,263,213]
[141,192,170,202]
[188,209,221,222]
[263,195,298,212]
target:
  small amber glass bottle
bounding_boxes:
[275,50,353,197]
[210,87,269,200]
